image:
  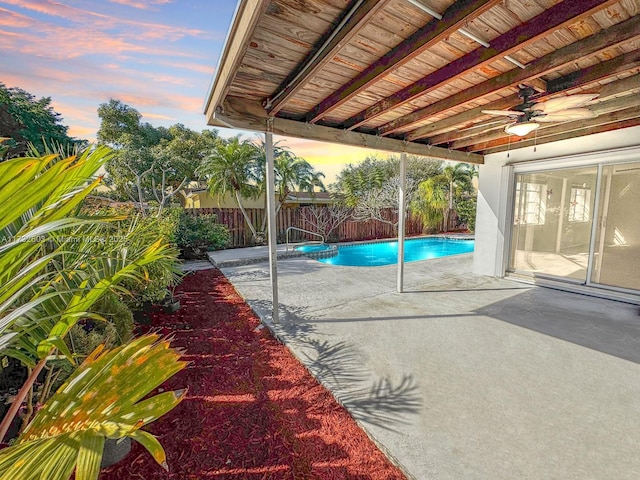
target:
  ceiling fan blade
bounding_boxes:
[535,108,597,122]
[481,109,525,116]
[535,94,598,113]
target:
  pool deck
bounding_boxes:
[214,249,640,480]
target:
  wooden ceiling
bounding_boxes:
[204,0,640,164]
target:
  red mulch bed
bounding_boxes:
[102,268,406,480]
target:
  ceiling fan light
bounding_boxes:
[505,121,539,136]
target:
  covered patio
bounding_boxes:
[204,0,640,319]
[203,0,640,477]
[218,252,640,479]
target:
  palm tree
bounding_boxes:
[253,139,326,236]
[416,163,475,231]
[300,170,327,194]
[196,136,261,240]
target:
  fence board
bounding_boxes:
[185,207,463,248]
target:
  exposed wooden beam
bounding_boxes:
[429,75,640,146]
[305,0,502,123]
[547,51,640,95]
[213,96,484,164]
[266,0,390,116]
[598,73,640,100]
[467,104,640,153]
[527,78,548,94]
[481,117,640,155]
[204,0,269,122]
[376,13,640,136]
[429,121,505,147]
[405,94,521,141]
[346,0,617,132]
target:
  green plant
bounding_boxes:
[0,334,187,479]
[176,213,230,258]
[0,147,180,445]
[456,198,477,232]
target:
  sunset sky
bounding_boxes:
[0,0,383,183]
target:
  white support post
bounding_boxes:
[265,125,279,323]
[397,152,407,293]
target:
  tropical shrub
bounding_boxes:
[0,334,187,480]
[176,213,230,258]
[0,147,186,478]
[456,198,477,232]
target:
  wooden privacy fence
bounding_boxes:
[186,207,451,248]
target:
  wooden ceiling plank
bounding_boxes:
[547,50,640,94]
[205,0,270,122]
[478,116,640,155]
[215,96,484,164]
[598,73,640,99]
[467,103,640,152]
[452,78,640,150]
[266,0,391,115]
[379,13,640,136]
[305,0,503,123]
[368,0,619,135]
[405,93,521,141]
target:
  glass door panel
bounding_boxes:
[591,162,640,290]
[510,167,598,281]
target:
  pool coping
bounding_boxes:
[208,234,474,268]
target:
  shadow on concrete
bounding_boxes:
[249,300,423,433]
[309,313,480,323]
[474,286,640,364]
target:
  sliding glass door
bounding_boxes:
[510,167,598,282]
[590,162,640,291]
[509,160,640,293]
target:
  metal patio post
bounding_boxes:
[265,120,279,323]
[397,151,407,293]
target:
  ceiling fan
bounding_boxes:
[482,86,598,136]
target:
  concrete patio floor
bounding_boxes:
[214,251,640,480]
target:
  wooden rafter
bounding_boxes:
[468,103,640,153]
[480,116,640,155]
[346,0,618,132]
[430,73,640,147]
[215,96,483,164]
[265,0,391,115]
[405,94,521,141]
[304,0,502,123]
[377,13,640,137]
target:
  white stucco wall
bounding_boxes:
[473,124,640,277]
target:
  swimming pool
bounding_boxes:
[312,237,474,267]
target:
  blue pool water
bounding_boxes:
[295,244,333,253]
[316,237,474,267]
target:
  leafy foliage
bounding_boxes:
[0,147,180,445]
[176,213,231,258]
[0,83,82,160]
[410,163,477,232]
[97,99,220,211]
[0,334,187,480]
[332,154,442,207]
[197,135,326,244]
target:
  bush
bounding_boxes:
[177,213,230,259]
[456,198,477,232]
[80,204,182,307]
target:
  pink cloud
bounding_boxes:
[141,112,175,120]
[107,0,174,9]
[2,0,210,41]
[0,6,32,27]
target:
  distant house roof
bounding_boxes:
[286,191,333,204]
